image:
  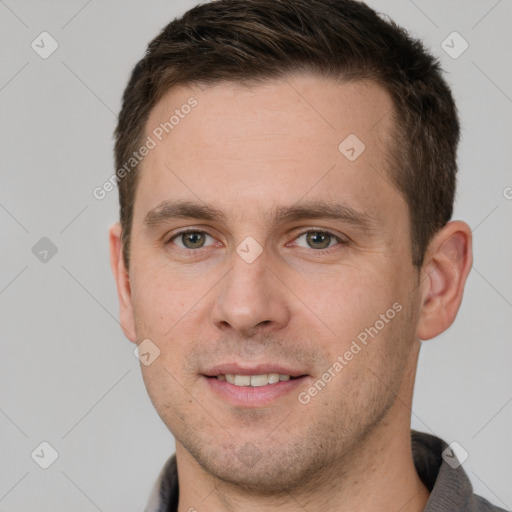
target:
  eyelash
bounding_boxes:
[166,228,347,254]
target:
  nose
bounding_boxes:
[211,246,291,337]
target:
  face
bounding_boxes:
[123,74,423,493]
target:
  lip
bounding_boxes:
[204,375,309,407]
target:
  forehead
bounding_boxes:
[134,74,404,230]
[146,75,395,155]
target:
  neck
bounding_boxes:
[176,346,429,512]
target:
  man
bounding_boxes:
[109,1,506,511]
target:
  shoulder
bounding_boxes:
[144,454,179,512]
[411,430,508,512]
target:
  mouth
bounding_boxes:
[215,373,300,386]
[202,365,310,406]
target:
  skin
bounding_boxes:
[110,73,472,511]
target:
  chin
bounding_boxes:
[180,433,336,496]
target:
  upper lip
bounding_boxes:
[203,364,308,378]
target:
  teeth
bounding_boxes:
[267,373,280,384]
[234,375,251,386]
[250,374,268,387]
[217,373,293,386]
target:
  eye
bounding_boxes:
[169,230,216,249]
[293,230,343,250]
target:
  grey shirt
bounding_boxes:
[144,430,508,512]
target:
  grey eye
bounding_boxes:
[295,231,337,250]
[173,231,214,249]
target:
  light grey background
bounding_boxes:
[0,1,510,510]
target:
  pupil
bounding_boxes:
[184,232,204,248]
[307,232,330,249]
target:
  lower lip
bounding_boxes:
[204,376,308,407]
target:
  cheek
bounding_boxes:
[130,267,210,384]
[140,360,191,433]
[131,266,192,336]
[290,264,399,343]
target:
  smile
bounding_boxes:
[217,373,293,386]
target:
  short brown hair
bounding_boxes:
[114,0,459,269]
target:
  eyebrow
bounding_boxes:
[142,199,378,234]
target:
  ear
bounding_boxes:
[416,221,473,341]
[109,223,137,343]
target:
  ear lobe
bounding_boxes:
[109,223,137,343]
[416,221,473,341]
